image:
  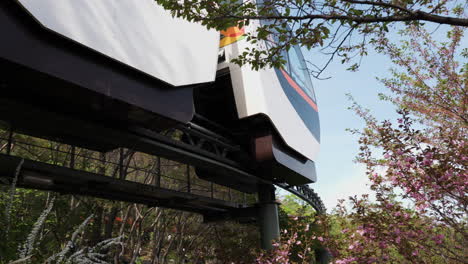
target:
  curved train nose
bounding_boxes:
[216,20,321,187]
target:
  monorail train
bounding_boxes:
[0,0,320,191]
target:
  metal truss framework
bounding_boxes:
[0,115,325,218]
[169,121,326,214]
[276,183,326,214]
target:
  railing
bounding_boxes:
[277,183,326,214]
[0,124,325,215]
[0,128,253,205]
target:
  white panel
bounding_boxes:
[224,23,320,161]
[17,0,219,86]
[259,68,321,161]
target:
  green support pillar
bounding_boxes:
[258,184,280,250]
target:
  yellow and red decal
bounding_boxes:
[220,26,246,48]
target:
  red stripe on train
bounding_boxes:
[280,69,318,112]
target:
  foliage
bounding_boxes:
[319,25,467,263]
[155,0,467,76]
[2,193,121,264]
[253,195,329,263]
[17,197,56,261]
[0,186,259,264]
[280,194,316,218]
[256,220,317,263]
[0,128,260,263]
[198,222,260,263]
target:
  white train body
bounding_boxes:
[220,31,320,162]
[217,21,321,184]
[2,0,320,187]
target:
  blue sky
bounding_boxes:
[307,50,398,210]
[305,25,467,211]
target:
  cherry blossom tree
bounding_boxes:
[255,23,466,264]
[321,25,467,263]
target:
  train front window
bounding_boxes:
[286,46,316,102]
[256,2,317,103]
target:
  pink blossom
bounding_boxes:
[422,159,432,166]
[432,234,444,245]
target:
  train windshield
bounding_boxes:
[256,1,317,103]
[285,45,316,102]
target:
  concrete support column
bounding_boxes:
[257,184,280,250]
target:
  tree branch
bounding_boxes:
[341,0,413,14]
[209,12,468,27]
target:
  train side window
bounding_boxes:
[259,11,317,104]
[287,46,316,102]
